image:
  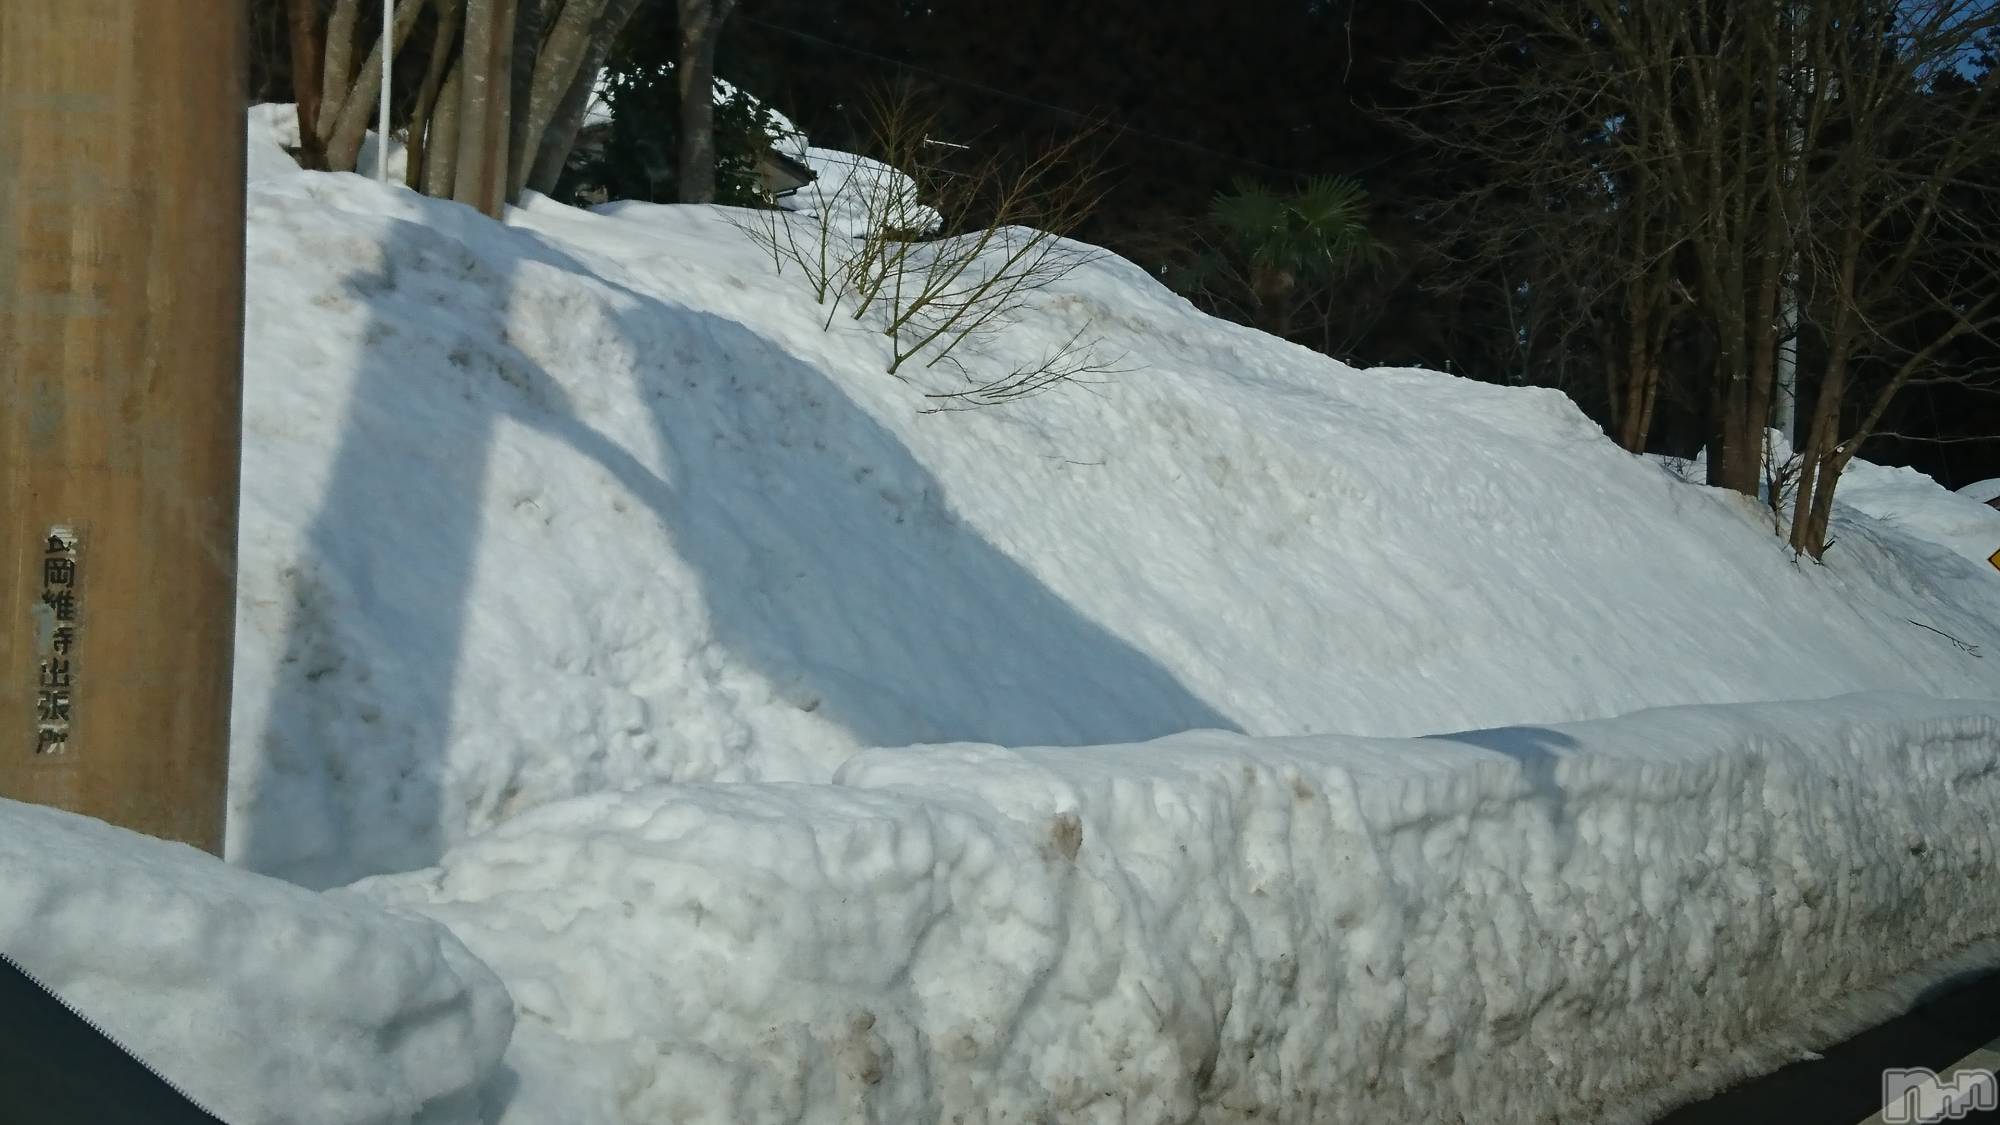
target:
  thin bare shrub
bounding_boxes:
[734,88,1123,405]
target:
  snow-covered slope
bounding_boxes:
[355,694,2000,1125]
[10,109,2000,1125]
[0,798,511,1125]
[232,118,2000,888]
[1831,458,2000,570]
[1960,478,2000,507]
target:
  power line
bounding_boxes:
[736,12,1327,181]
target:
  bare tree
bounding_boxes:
[320,0,428,174]
[1587,0,1839,496]
[1784,1,2000,555]
[1401,0,2000,547]
[507,0,604,197]
[293,0,648,216]
[1393,9,1690,454]
[734,89,1120,405]
[676,0,739,203]
[287,0,329,169]
[449,0,517,214]
[405,0,465,190]
[524,0,648,195]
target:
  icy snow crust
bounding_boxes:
[357,695,2000,1125]
[0,798,512,1125]
[235,119,1999,888]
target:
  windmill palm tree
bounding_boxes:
[1200,175,1375,338]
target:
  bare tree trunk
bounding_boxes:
[1739,188,1791,480]
[453,0,518,217]
[1789,354,1846,554]
[1801,449,1847,557]
[423,62,465,197]
[1263,301,1293,340]
[407,0,466,189]
[288,0,328,169]
[505,0,552,201]
[1617,351,1659,453]
[319,0,363,142]
[524,0,644,196]
[524,60,598,196]
[676,0,735,204]
[1613,266,1668,453]
[508,0,611,199]
[1705,353,1738,491]
[322,0,428,173]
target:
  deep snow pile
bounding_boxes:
[232,114,2000,889]
[1833,457,2000,569]
[355,694,2000,1125]
[8,108,1996,1125]
[0,798,512,1125]
[1962,478,2000,507]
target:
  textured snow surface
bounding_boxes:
[232,112,2000,888]
[354,695,2000,1125]
[0,798,513,1125]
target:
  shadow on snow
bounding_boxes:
[241,192,1237,891]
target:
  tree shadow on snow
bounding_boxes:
[571,250,1240,753]
[241,194,1235,892]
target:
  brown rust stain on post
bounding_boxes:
[1,2,246,854]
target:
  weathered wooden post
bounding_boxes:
[1,1,247,854]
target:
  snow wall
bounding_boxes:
[354,693,2000,1125]
[0,798,513,1125]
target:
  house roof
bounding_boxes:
[759,148,817,196]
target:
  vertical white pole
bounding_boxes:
[378,0,393,183]
[1775,272,1799,447]
[1775,2,1804,449]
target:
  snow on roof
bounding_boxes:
[778,146,939,234]
[0,797,512,1124]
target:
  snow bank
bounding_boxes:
[234,111,1999,887]
[1680,429,2000,572]
[0,798,513,1125]
[1832,458,2000,571]
[1960,478,2000,507]
[353,694,2000,1125]
[247,102,407,183]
